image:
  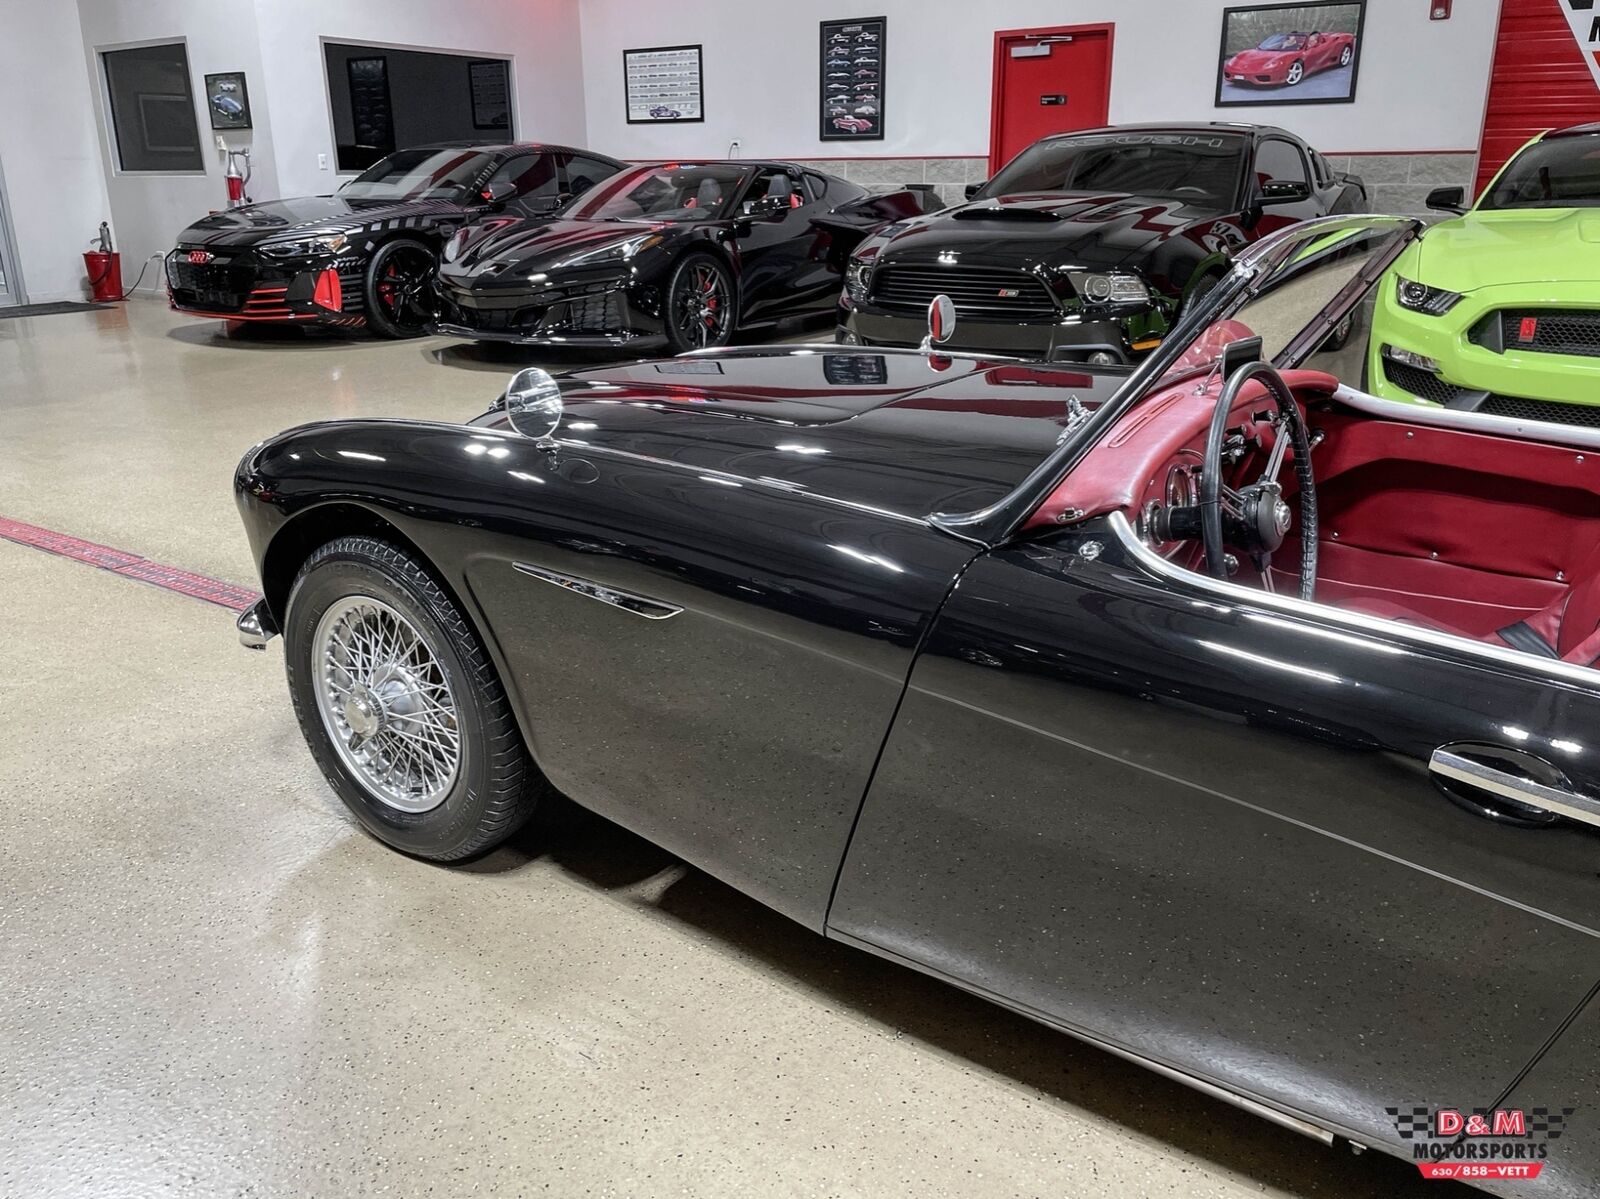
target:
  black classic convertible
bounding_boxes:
[430,160,924,353]
[839,123,1367,362]
[236,215,1600,1194]
[167,142,624,337]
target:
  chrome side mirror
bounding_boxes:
[504,366,563,448]
[920,294,957,351]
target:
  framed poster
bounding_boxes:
[1216,1,1365,107]
[468,59,510,130]
[819,16,884,141]
[624,44,704,124]
[203,71,252,130]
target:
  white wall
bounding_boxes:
[76,0,281,295]
[70,0,587,294]
[0,0,115,302]
[255,0,588,198]
[578,0,1500,161]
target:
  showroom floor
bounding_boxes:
[0,300,1460,1198]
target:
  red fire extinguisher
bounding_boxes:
[225,147,252,207]
[83,221,123,303]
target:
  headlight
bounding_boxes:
[554,233,664,269]
[258,233,348,259]
[1068,271,1151,306]
[1395,276,1462,316]
[845,259,872,303]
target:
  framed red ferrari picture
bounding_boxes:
[1216,1,1365,107]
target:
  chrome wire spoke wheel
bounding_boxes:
[312,595,461,813]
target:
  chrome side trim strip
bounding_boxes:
[826,929,1339,1147]
[1432,749,1600,832]
[1331,384,1600,451]
[1107,511,1600,692]
[512,563,683,620]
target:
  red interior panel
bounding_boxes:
[1035,376,1600,654]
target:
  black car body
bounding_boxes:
[167,142,625,337]
[839,123,1366,363]
[430,160,925,353]
[236,215,1600,1195]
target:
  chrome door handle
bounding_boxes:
[1430,748,1600,831]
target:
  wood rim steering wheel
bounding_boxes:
[1200,361,1318,601]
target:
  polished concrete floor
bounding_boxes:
[0,300,1458,1197]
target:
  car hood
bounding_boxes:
[868,193,1215,274]
[477,347,1130,518]
[1414,208,1600,291]
[1226,49,1293,69]
[442,216,672,278]
[176,195,465,248]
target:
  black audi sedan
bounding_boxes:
[165,142,625,338]
[838,123,1365,363]
[430,160,924,354]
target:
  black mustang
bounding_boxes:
[430,160,925,353]
[839,123,1366,362]
[166,142,625,337]
[236,215,1600,1194]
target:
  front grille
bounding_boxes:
[1477,394,1600,428]
[540,291,625,334]
[1382,358,1468,405]
[168,259,250,311]
[870,262,1058,320]
[1491,309,1600,358]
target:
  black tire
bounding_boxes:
[1339,45,1353,68]
[283,535,541,861]
[364,237,437,339]
[1286,59,1305,86]
[1323,309,1358,352]
[1181,270,1225,321]
[663,252,736,354]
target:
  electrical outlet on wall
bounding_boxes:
[318,153,329,170]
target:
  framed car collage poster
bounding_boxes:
[624,44,705,124]
[820,16,884,141]
[1216,1,1366,108]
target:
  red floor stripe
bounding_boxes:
[0,516,257,612]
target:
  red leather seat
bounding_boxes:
[1339,553,1600,665]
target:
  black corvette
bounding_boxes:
[430,160,925,353]
[237,213,1600,1194]
[839,122,1366,362]
[166,142,625,337]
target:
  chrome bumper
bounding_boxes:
[237,597,278,650]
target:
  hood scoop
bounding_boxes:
[951,205,1062,222]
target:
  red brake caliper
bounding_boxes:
[377,264,397,310]
[702,273,718,326]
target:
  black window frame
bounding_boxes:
[1254,137,1312,191]
[321,40,516,176]
[101,41,206,175]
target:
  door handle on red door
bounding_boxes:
[1430,747,1600,830]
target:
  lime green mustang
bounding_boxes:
[1369,124,1600,424]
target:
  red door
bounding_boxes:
[1476,0,1600,198]
[989,25,1114,178]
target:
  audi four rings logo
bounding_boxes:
[187,250,213,264]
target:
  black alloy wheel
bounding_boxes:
[665,253,734,354]
[365,237,438,339]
